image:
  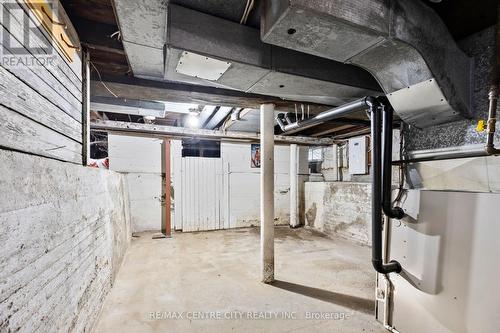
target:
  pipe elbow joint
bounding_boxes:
[485,145,500,156]
[365,96,379,108]
[393,207,406,219]
[372,259,402,274]
[276,114,287,132]
[384,206,406,220]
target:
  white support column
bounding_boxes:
[289,144,299,228]
[260,103,275,283]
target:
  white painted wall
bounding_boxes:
[221,142,309,228]
[223,142,290,227]
[170,141,309,231]
[171,140,182,231]
[109,137,310,232]
[108,135,163,232]
[125,173,163,232]
[109,136,163,173]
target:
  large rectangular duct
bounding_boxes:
[113,0,167,79]
[261,0,474,128]
[165,4,382,106]
[112,1,382,107]
[91,96,166,118]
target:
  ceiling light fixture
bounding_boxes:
[186,114,200,128]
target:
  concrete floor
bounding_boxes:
[93,227,386,333]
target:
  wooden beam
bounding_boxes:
[311,124,354,137]
[223,108,253,130]
[61,0,117,26]
[332,126,371,139]
[90,75,332,113]
[294,118,370,137]
[90,120,334,146]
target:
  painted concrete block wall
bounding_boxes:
[321,143,373,183]
[171,140,182,231]
[221,142,308,228]
[109,135,163,173]
[108,134,163,232]
[320,132,402,184]
[0,149,131,333]
[304,182,372,245]
[125,173,163,232]
[172,141,309,231]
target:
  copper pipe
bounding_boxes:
[485,86,500,155]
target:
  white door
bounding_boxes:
[180,157,224,231]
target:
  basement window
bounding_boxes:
[308,147,323,162]
[182,139,221,158]
[308,147,324,174]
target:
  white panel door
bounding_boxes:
[126,173,163,233]
[181,157,224,232]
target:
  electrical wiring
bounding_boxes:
[240,0,254,24]
[90,61,119,98]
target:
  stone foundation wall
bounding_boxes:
[0,150,131,333]
[304,182,371,245]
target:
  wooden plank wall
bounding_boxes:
[0,1,83,164]
[180,157,224,232]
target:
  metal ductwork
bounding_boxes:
[113,0,167,79]
[112,1,382,107]
[261,0,473,128]
[90,97,167,118]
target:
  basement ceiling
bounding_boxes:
[60,0,498,76]
[170,0,262,28]
[170,0,498,40]
[60,0,498,137]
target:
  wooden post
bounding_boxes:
[82,49,91,165]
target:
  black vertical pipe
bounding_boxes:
[382,104,405,219]
[370,98,402,274]
[281,95,403,274]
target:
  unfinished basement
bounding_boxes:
[1,0,499,332]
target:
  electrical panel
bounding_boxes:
[348,136,368,175]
